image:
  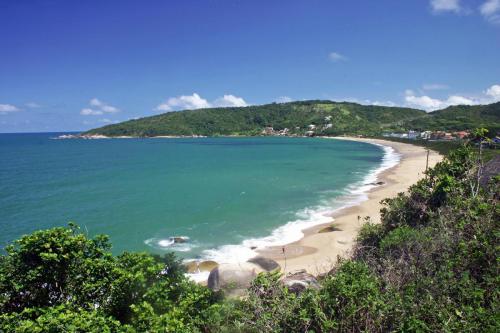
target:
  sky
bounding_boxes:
[0,0,499,133]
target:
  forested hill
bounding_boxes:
[405,102,500,132]
[84,101,425,137]
[84,100,500,137]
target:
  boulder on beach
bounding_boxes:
[367,181,385,186]
[282,269,320,294]
[247,256,280,271]
[185,260,219,274]
[207,262,266,297]
[318,224,342,233]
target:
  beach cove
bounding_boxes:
[256,137,443,276]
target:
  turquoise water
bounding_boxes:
[0,134,393,262]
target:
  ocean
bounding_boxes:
[0,133,398,263]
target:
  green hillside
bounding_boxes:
[405,102,500,132]
[84,100,500,137]
[84,101,426,137]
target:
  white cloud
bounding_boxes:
[0,104,20,115]
[155,93,210,112]
[480,0,500,23]
[25,102,41,108]
[485,84,500,100]
[430,0,461,13]
[405,92,445,111]
[99,118,117,124]
[328,52,347,62]
[422,83,449,90]
[154,93,247,112]
[446,95,476,105]
[89,98,103,107]
[154,104,173,112]
[275,96,293,103]
[213,94,248,107]
[404,83,500,111]
[100,105,120,113]
[80,108,103,116]
[80,98,120,116]
[371,100,397,107]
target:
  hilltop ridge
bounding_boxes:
[84,100,500,137]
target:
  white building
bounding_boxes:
[408,130,419,140]
[420,131,432,140]
[323,123,333,130]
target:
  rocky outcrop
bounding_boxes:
[171,236,188,244]
[367,181,385,186]
[208,262,266,297]
[247,256,280,271]
[282,269,320,294]
[318,224,342,233]
[185,260,218,274]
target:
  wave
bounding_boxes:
[144,236,196,252]
[198,142,401,264]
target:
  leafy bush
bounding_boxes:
[0,224,221,332]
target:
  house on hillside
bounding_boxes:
[277,128,289,136]
[408,130,419,140]
[420,131,432,140]
[454,131,469,139]
[262,127,275,135]
[383,132,408,139]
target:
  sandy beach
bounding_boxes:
[257,137,443,276]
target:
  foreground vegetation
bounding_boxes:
[84,100,500,137]
[1,144,498,332]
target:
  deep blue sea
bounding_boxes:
[0,133,397,263]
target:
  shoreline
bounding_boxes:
[256,137,442,276]
[56,133,445,281]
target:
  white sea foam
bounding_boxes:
[197,142,401,265]
[144,236,196,252]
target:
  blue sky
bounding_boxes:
[0,0,499,132]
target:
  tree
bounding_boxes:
[0,224,220,332]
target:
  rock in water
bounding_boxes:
[282,269,320,294]
[171,236,188,244]
[207,262,265,297]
